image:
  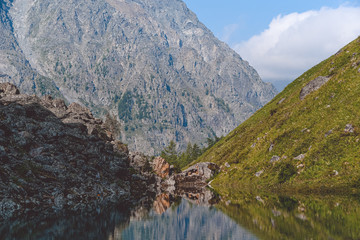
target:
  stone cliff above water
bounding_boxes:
[0,83,156,220]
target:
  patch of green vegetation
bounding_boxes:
[213,95,231,113]
[135,94,151,120]
[194,37,360,193]
[117,90,153,123]
[160,136,222,172]
[118,91,134,123]
[34,76,64,99]
[277,162,297,184]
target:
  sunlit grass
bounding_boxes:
[194,37,360,193]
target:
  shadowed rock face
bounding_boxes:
[0,0,276,154]
[0,83,155,220]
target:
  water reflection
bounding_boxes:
[114,197,257,240]
[217,192,360,239]
[110,187,256,240]
[0,188,256,240]
[2,189,359,240]
[0,204,133,240]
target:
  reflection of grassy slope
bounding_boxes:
[194,37,360,192]
[217,191,360,240]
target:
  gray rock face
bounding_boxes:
[0,0,63,98]
[0,83,154,219]
[300,76,330,100]
[1,0,277,154]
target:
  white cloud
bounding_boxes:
[234,6,360,85]
[221,24,239,43]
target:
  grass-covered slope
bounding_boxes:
[195,37,360,193]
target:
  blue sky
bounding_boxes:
[183,0,360,90]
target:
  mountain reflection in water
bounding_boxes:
[2,189,359,239]
[113,193,256,240]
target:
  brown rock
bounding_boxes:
[153,193,171,215]
[67,102,93,118]
[113,140,129,155]
[128,152,150,171]
[0,82,20,97]
[52,99,67,110]
[152,157,170,178]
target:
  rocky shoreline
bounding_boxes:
[0,83,157,220]
[0,83,219,221]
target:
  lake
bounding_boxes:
[1,190,360,239]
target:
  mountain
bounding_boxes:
[0,0,276,155]
[195,37,360,193]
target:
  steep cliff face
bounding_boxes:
[0,0,63,97]
[1,0,276,154]
[0,83,157,219]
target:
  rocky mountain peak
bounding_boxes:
[0,0,277,154]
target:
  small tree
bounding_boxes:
[191,144,201,160]
[160,140,178,164]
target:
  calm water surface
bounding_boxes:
[2,191,360,239]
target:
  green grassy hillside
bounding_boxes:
[195,37,360,193]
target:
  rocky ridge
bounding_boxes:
[0,83,156,220]
[0,0,277,154]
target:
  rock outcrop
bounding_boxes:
[300,76,330,100]
[0,83,154,220]
[162,162,219,191]
[0,0,277,154]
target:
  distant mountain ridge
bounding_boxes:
[0,0,276,154]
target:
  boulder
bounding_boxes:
[182,162,219,180]
[344,124,354,133]
[270,155,280,163]
[165,162,219,189]
[255,170,264,177]
[294,154,306,161]
[269,143,274,152]
[129,152,151,172]
[325,129,333,137]
[300,76,330,100]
